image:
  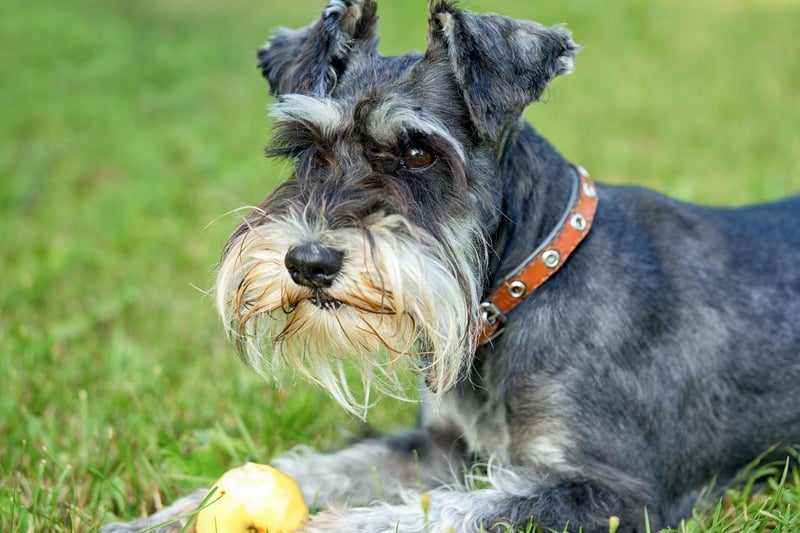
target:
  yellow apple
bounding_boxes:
[195,462,308,533]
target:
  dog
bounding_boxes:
[103,1,800,532]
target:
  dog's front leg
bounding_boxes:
[101,427,459,533]
[303,466,658,533]
[273,427,462,509]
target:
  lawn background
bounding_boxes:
[1,0,798,531]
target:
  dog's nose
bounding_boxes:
[284,243,344,289]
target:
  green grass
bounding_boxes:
[1,0,798,531]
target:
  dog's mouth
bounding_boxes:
[307,290,344,311]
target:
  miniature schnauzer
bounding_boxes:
[104,1,800,532]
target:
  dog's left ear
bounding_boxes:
[258,0,379,96]
[427,2,578,141]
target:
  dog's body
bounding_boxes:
[103,2,800,532]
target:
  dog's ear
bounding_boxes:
[258,0,379,96]
[427,2,578,141]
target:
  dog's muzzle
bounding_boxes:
[216,212,483,415]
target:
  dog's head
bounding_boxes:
[216,0,576,415]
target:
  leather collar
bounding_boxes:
[477,166,598,345]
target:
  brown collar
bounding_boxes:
[477,166,598,345]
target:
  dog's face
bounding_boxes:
[215,0,577,414]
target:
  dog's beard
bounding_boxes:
[216,211,485,417]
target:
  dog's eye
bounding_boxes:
[400,146,435,170]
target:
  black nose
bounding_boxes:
[284,243,344,289]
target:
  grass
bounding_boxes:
[1,0,798,531]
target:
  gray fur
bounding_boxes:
[103,1,800,532]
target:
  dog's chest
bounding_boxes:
[442,384,512,462]
[422,362,576,471]
[421,360,512,462]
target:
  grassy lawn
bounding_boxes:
[1,0,798,531]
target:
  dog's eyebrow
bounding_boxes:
[270,94,348,139]
[364,98,466,163]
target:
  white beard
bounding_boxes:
[215,210,486,418]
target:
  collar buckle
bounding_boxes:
[479,301,507,341]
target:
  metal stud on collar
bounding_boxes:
[507,280,527,299]
[542,249,561,269]
[570,213,587,231]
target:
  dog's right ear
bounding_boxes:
[258,0,379,97]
